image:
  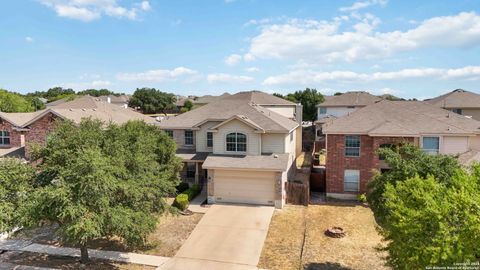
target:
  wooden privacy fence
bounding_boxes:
[285,181,310,206]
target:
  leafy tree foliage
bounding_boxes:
[367,144,479,268]
[0,89,36,112]
[128,88,176,114]
[25,119,182,262]
[183,100,193,111]
[0,158,35,233]
[275,88,324,121]
[77,89,120,97]
[333,92,343,96]
[27,96,46,111]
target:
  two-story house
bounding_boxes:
[315,91,382,140]
[158,91,302,208]
[322,100,480,199]
[425,89,480,120]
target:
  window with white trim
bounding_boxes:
[207,132,213,148]
[0,131,10,146]
[345,135,360,157]
[422,136,439,154]
[344,170,360,192]
[226,132,247,152]
[184,130,193,145]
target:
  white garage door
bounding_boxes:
[214,170,276,206]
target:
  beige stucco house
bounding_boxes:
[158,91,302,208]
[425,89,480,120]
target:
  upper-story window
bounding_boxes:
[0,131,10,146]
[226,132,247,152]
[452,108,462,115]
[319,107,327,115]
[345,135,360,157]
[184,130,193,145]
[164,130,173,138]
[207,132,213,148]
[422,136,439,154]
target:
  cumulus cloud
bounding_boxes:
[25,37,34,43]
[245,67,260,72]
[245,12,480,64]
[263,66,480,86]
[207,73,254,84]
[39,0,151,21]
[339,0,388,12]
[225,54,242,66]
[117,67,199,82]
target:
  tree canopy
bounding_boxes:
[0,158,35,233]
[77,89,120,97]
[24,119,182,262]
[128,88,176,114]
[275,88,324,121]
[367,144,479,268]
[0,89,37,112]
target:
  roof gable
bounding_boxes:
[319,91,382,107]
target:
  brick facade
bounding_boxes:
[24,113,59,156]
[326,134,414,196]
[0,119,23,148]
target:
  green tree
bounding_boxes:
[381,171,480,269]
[25,119,182,262]
[368,144,461,225]
[0,158,35,233]
[281,88,324,121]
[77,89,120,97]
[43,87,76,102]
[27,96,46,111]
[183,100,193,111]
[128,88,176,114]
[0,89,35,112]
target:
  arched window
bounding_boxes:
[226,132,247,152]
[0,131,10,145]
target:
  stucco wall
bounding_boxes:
[262,106,296,119]
[261,133,285,154]
[195,121,222,152]
[171,129,196,150]
[442,136,469,154]
[318,106,359,119]
[213,119,261,155]
[460,109,480,121]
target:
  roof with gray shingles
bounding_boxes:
[319,91,382,107]
[425,89,480,109]
[323,100,480,136]
[159,91,298,133]
[202,153,289,171]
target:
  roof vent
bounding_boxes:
[82,108,86,111]
[273,154,278,158]
[447,127,452,131]
[69,108,73,111]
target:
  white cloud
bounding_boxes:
[39,0,151,21]
[25,37,34,43]
[245,12,480,64]
[339,0,388,12]
[117,67,199,82]
[263,66,480,86]
[207,73,254,84]
[225,54,242,66]
[245,67,260,72]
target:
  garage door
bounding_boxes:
[214,170,276,206]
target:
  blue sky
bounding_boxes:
[1,0,480,99]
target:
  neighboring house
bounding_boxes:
[158,91,302,208]
[46,95,131,108]
[315,91,382,140]
[0,95,155,158]
[322,100,480,199]
[425,89,480,120]
[192,92,231,107]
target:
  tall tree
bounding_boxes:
[0,89,35,112]
[25,119,182,262]
[77,89,120,97]
[128,88,176,114]
[0,158,35,233]
[276,88,324,121]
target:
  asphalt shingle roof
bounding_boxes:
[319,91,382,107]
[425,89,480,108]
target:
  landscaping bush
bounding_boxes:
[176,182,190,193]
[174,194,189,211]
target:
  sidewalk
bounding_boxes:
[0,240,170,267]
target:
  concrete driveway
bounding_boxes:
[161,204,274,270]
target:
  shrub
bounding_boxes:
[174,194,189,211]
[357,193,367,203]
[176,182,190,193]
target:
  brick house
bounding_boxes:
[322,100,480,199]
[0,96,156,159]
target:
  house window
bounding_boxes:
[164,130,173,138]
[207,132,213,148]
[344,170,360,192]
[316,129,322,137]
[319,107,327,114]
[226,132,247,152]
[0,131,10,145]
[184,130,193,145]
[378,143,395,160]
[452,108,463,115]
[186,163,196,178]
[422,137,440,154]
[345,135,360,157]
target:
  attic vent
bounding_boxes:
[82,108,86,111]
[69,109,73,111]
[447,127,452,131]
[273,154,278,158]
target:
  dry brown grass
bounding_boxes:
[0,250,156,270]
[258,205,306,270]
[259,204,389,270]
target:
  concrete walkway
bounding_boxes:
[0,240,170,267]
[187,186,209,214]
[161,204,274,270]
